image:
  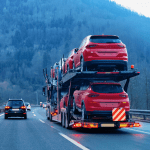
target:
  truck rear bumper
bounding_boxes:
[86,111,129,120]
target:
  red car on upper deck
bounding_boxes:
[63,48,76,74]
[73,82,130,120]
[73,35,128,72]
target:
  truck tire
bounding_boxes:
[81,103,87,120]
[49,108,52,121]
[24,114,27,119]
[47,108,50,120]
[73,98,78,114]
[4,114,8,119]
[65,112,70,129]
[61,112,65,128]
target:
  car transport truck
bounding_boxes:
[42,61,141,129]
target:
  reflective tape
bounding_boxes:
[112,108,126,121]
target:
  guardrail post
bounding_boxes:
[130,114,132,119]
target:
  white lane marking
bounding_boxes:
[39,119,45,123]
[1,114,4,115]
[125,128,150,135]
[33,114,36,116]
[59,132,90,150]
[32,112,34,113]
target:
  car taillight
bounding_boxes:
[5,106,10,110]
[117,44,125,48]
[21,106,26,109]
[119,94,127,98]
[88,94,99,97]
[86,44,97,48]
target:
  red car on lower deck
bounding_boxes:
[60,93,73,109]
[73,82,130,120]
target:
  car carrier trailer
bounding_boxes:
[42,67,141,129]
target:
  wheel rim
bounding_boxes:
[82,105,84,120]
[73,100,75,112]
[81,58,83,72]
[73,62,75,71]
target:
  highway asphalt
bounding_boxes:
[0,107,150,150]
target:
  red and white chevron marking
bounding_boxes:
[112,108,126,121]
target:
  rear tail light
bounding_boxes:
[21,106,26,109]
[86,44,97,48]
[131,65,134,69]
[117,45,125,48]
[5,106,10,110]
[134,123,141,127]
[88,94,99,97]
[119,94,127,98]
[117,53,127,57]
[73,123,82,128]
[83,123,98,128]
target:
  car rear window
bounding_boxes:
[91,84,123,93]
[90,36,121,43]
[7,100,24,107]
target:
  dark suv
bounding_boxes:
[4,99,27,119]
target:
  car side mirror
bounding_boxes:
[75,48,79,53]
[75,86,80,90]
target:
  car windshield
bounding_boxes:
[91,84,123,93]
[90,36,121,43]
[7,100,24,107]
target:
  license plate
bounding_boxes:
[101,124,114,127]
[12,109,19,111]
[100,103,118,107]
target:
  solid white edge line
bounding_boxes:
[59,132,90,150]
[33,114,36,116]
[125,128,150,135]
[39,119,45,123]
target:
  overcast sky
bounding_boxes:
[110,0,150,18]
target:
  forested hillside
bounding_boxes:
[0,0,150,108]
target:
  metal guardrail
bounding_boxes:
[130,109,150,122]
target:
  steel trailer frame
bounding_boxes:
[43,69,141,129]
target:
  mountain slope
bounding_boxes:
[0,0,150,108]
